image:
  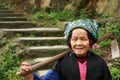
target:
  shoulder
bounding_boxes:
[89,51,103,59]
[88,51,107,65]
[52,50,75,70]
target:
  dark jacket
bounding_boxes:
[33,51,112,80]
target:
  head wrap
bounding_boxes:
[64,19,98,43]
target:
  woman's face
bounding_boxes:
[70,28,90,57]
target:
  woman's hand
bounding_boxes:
[16,61,34,80]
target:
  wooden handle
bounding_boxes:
[19,49,71,76]
[97,32,115,43]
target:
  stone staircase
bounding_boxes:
[0,6,68,76]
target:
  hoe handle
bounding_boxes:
[19,50,70,76]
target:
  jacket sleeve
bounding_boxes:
[101,60,112,80]
[33,70,60,80]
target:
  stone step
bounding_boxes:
[0,21,35,28]
[1,27,62,31]
[26,45,68,58]
[0,10,13,13]
[0,5,4,7]
[1,28,64,37]
[0,7,8,9]
[28,45,68,51]
[17,37,65,40]
[0,17,27,21]
[0,13,23,17]
[15,37,66,46]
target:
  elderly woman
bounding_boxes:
[17,19,112,80]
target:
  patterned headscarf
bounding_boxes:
[64,19,99,43]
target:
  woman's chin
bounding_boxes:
[75,51,87,57]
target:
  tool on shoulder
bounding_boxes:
[18,50,71,76]
[18,33,120,76]
[110,33,120,59]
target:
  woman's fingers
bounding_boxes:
[16,61,31,75]
[16,61,34,80]
[20,66,31,72]
[20,61,31,71]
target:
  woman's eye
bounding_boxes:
[71,38,77,41]
[81,38,88,41]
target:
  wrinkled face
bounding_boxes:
[70,28,90,57]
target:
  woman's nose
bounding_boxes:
[76,40,83,46]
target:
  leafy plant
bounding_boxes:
[77,9,89,19]
[110,67,120,80]
[0,41,24,80]
[98,21,120,48]
[0,36,7,48]
[95,21,120,79]
[33,10,75,26]
[0,0,2,2]
[33,10,74,21]
[33,11,46,20]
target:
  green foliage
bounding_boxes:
[0,41,24,80]
[5,3,12,8]
[77,9,89,19]
[33,11,45,20]
[32,5,40,13]
[101,13,110,18]
[99,39,111,48]
[33,10,88,20]
[0,0,3,3]
[98,21,120,48]
[2,1,13,9]
[112,58,120,68]
[0,37,7,48]
[110,67,120,80]
[44,7,51,13]
[33,10,75,26]
[33,11,74,21]
[96,21,120,79]
[105,22,120,44]
[52,11,74,21]
[15,33,22,37]
[93,21,120,80]
[33,9,89,27]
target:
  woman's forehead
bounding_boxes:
[72,28,88,35]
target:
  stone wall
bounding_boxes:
[96,0,120,16]
[3,0,120,17]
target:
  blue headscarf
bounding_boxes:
[64,19,99,43]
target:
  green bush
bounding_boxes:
[33,11,74,21]
[77,9,89,19]
[33,12,46,20]
[96,21,120,79]
[0,0,3,3]
[0,41,24,80]
[52,11,74,21]
[33,10,75,26]
[98,21,120,48]
[0,37,7,48]
[110,67,120,80]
